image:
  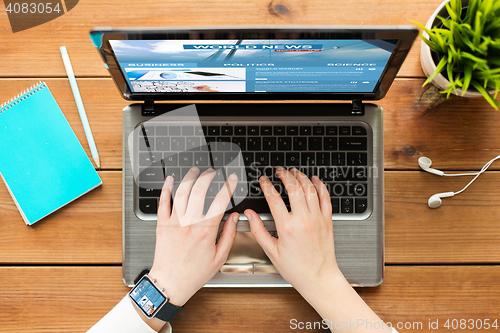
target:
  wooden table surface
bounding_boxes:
[1,1,499,332]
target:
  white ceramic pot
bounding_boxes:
[420,0,487,98]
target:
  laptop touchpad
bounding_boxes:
[220,232,278,275]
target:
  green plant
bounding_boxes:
[412,0,500,109]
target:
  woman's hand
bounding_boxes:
[148,167,240,307]
[245,167,342,295]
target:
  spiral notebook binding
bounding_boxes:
[0,81,44,113]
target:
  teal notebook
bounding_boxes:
[0,82,102,225]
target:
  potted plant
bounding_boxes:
[413,0,500,109]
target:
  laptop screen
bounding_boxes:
[109,39,397,94]
[92,27,417,101]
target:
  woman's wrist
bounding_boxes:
[295,266,349,305]
[148,268,191,307]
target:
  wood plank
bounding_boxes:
[1,171,499,264]
[385,171,500,264]
[1,78,499,171]
[0,265,499,332]
[0,172,122,264]
[0,0,445,78]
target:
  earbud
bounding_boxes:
[418,157,444,176]
[419,155,500,208]
[428,192,455,208]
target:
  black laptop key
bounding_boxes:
[339,137,367,151]
[194,152,210,166]
[171,137,185,151]
[313,126,324,135]
[232,137,246,151]
[221,126,233,136]
[245,167,259,181]
[205,136,216,143]
[293,137,307,150]
[341,199,354,214]
[139,199,158,214]
[208,126,220,136]
[179,152,193,166]
[139,184,162,197]
[352,126,368,135]
[330,183,346,197]
[140,152,162,166]
[211,152,224,167]
[202,126,208,136]
[247,137,262,151]
[235,126,246,136]
[163,154,177,166]
[169,126,181,136]
[242,152,254,166]
[318,167,333,181]
[353,183,367,196]
[355,198,368,213]
[255,152,270,166]
[248,126,259,135]
[300,126,311,136]
[215,137,231,151]
[139,167,164,182]
[316,152,331,166]
[186,137,200,151]
[263,137,277,151]
[347,152,368,166]
[155,138,168,151]
[165,167,181,181]
[225,152,239,164]
[332,152,346,166]
[326,126,337,135]
[140,126,154,136]
[331,197,340,214]
[274,126,285,135]
[206,182,219,198]
[339,126,351,136]
[194,126,204,136]
[334,167,368,181]
[249,182,263,196]
[301,153,316,166]
[233,182,249,198]
[278,137,292,151]
[271,152,285,166]
[308,137,322,151]
[286,152,300,166]
[287,126,298,135]
[139,137,153,151]
[182,126,194,136]
[261,126,272,135]
[324,137,337,151]
[156,126,168,136]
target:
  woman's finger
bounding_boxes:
[275,167,308,214]
[158,176,174,221]
[289,168,320,213]
[172,167,200,216]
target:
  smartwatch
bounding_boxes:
[129,274,183,322]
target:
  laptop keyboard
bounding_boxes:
[136,121,370,218]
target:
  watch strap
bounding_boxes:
[156,301,183,322]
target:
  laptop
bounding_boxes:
[90,26,417,287]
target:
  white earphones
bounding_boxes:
[418,155,500,208]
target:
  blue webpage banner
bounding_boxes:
[109,39,397,93]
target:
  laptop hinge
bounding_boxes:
[142,99,155,116]
[351,100,365,116]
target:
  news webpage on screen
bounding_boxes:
[109,39,397,93]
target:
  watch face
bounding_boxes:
[129,276,167,318]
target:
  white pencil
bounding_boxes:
[60,46,101,170]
